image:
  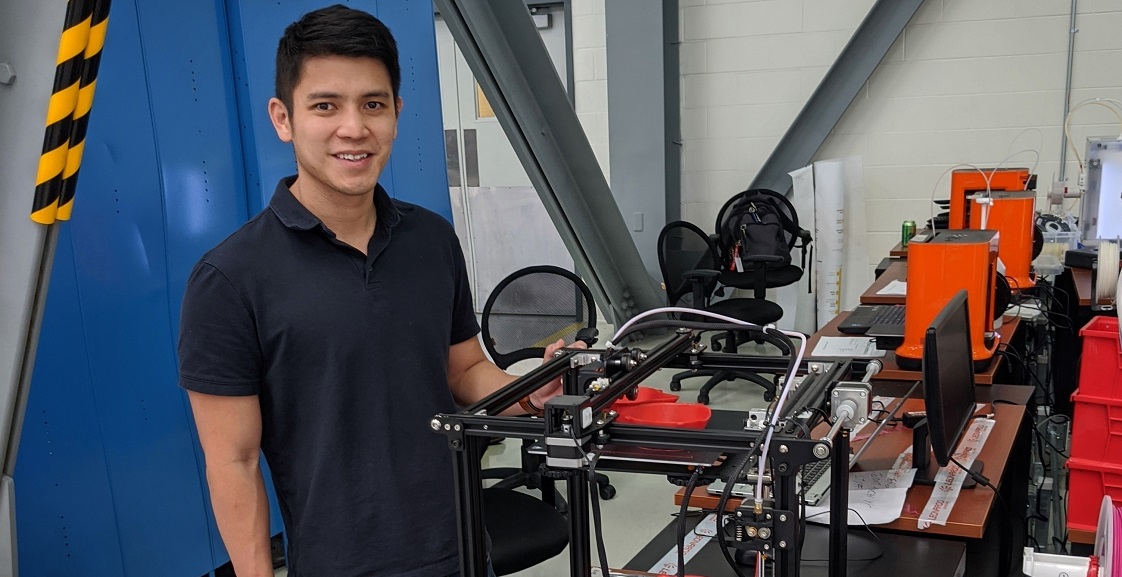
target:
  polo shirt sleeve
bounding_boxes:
[449,238,481,346]
[178,261,262,396]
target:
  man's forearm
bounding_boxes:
[454,361,522,414]
[207,459,273,577]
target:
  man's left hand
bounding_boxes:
[528,339,587,410]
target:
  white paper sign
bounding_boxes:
[876,280,908,296]
[805,450,917,526]
[811,336,887,358]
[646,513,718,575]
[917,418,995,529]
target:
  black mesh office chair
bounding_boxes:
[657,220,784,404]
[714,188,813,298]
[478,265,605,574]
[481,264,599,371]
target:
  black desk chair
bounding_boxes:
[714,188,813,299]
[657,220,784,404]
[479,265,605,574]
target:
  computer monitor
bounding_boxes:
[913,290,982,485]
[923,290,977,466]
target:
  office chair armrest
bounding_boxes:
[682,269,719,308]
[576,327,599,346]
[709,233,724,255]
[683,269,720,280]
[739,255,784,265]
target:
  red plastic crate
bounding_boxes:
[1066,457,1122,532]
[1077,316,1122,399]
[1070,392,1122,463]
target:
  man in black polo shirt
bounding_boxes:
[177,6,571,576]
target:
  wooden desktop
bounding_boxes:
[860,260,907,305]
[1071,267,1092,307]
[673,399,1025,540]
[808,310,1018,385]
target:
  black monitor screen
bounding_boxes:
[922,290,977,467]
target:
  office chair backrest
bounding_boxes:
[657,220,721,308]
[481,265,596,370]
[715,189,804,270]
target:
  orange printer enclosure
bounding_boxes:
[969,191,1036,290]
[896,230,1000,371]
[948,168,1031,230]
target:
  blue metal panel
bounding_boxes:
[376,0,454,215]
[16,1,452,574]
[55,1,216,574]
[228,0,452,219]
[16,0,223,575]
[14,228,125,577]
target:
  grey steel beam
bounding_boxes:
[605,0,680,281]
[1,0,70,574]
[750,0,924,193]
[432,0,664,325]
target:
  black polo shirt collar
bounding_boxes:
[268,175,403,233]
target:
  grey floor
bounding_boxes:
[276,333,776,576]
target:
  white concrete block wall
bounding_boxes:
[571,0,610,179]
[670,0,1122,270]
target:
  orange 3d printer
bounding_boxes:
[896,230,1000,371]
[948,167,1033,230]
[967,190,1037,290]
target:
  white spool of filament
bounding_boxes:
[1097,241,1120,305]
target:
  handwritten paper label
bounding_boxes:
[917,418,994,530]
[647,513,718,574]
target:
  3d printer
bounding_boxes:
[967,190,1038,291]
[895,230,1000,371]
[947,167,1033,231]
[433,319,874,577]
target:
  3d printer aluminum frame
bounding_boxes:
[432,331,856,577]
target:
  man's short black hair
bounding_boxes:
[275,4,401,111]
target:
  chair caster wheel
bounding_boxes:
[599,484,617,500]
[669,382,682,392]
[697,394,710,405]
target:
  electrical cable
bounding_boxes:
[610,319,792,355]
[800,508,885,562]
[950,455,1013,576]
[676,467,704,577]
[752,331,803,509]
[607,306,807,519]
[568,422,611,574]
[609,306,809,577]
[715,451,760,577]
[587,452,611,575]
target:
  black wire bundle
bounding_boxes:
[587,453,611,573]
[611,314,802,575]
[707,325,798,577]
[676,468,704,577]
[950,454,1013,575]
[611,318,792,355]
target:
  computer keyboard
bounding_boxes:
[869,305,905,326]
[802,459,831,488]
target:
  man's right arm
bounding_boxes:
[187,391,272,577]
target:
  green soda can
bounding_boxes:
[902,220,917,246]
